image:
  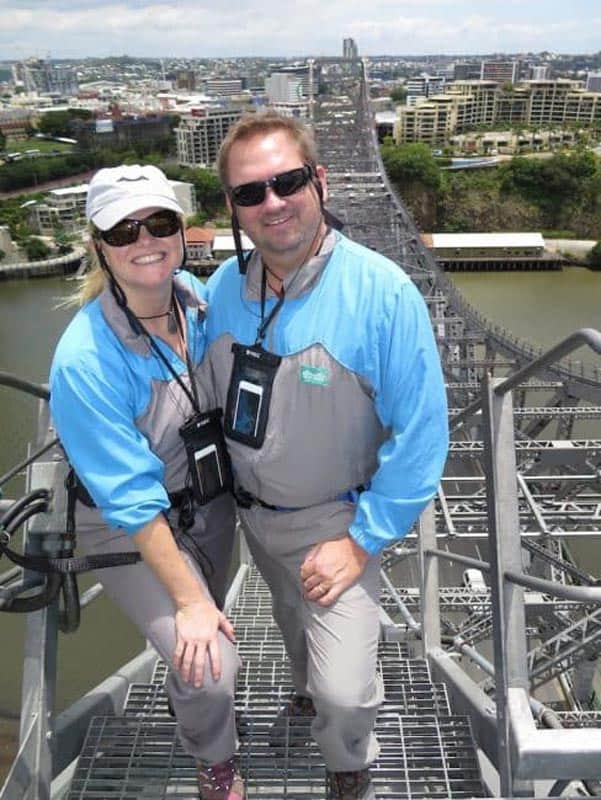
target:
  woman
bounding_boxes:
[49,164,244,800]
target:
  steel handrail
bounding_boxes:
[451,327,601,430]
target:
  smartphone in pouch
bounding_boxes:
[194,444,224,500]
[233,380,263,437]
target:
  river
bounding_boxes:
[0,265,600,779]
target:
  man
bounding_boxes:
[204,111,448,800]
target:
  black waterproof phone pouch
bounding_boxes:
[179,409,233,505]
[224,343,281,449]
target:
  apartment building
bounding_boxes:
[205,79,244,97]
[280,65,313,98]
[525,80,599,126]
[480,59,521,85]
[30,180,195,235]
[30,184,89,235]
[394,79,600,146]
[266,73,303,104]
[406,75,446,107]
[176,107,243,168]
[343,38,358,60]
[586,73,601,93]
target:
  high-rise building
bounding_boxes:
[586,73,601,93]
[530,65,551,80]
[480,60,520,85]
[278,65,312,98]
[453,62,481,81]
[406,75,446,106]
[175,70,197,91]
[176,107,243,168]
[12,58,78,97]
[265,73,303,104]
[205,79,244,98]
[343,38,358,60]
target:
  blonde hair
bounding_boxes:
[217,110,319,189]
[64,225,107,308]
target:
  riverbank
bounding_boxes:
[0,248,84,281]
[543,238,597,265]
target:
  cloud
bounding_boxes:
[0,0,599,58]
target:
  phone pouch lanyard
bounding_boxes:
[224,343,281,449]
[179,408,233,505]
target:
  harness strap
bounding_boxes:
[0,536,140,574]
[0,473,197,577]
[234,485,364,513]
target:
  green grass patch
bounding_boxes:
[541,230,578,239]
[5,138,74,155]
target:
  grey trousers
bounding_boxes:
[240,500,383,772]
[76,493,240,764]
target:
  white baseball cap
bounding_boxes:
[86,164,184,231]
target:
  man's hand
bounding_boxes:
[173,600,236,688]
[300,535,370,606]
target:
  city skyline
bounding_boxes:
[1,0,600,61]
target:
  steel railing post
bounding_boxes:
[418,501,441,655]
[482,373,533,798]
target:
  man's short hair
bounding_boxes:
[217,110,319,189]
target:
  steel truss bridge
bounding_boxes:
[1,58,601,799]
[310,58,601,707]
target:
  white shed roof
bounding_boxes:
[430,232,545,249]
[213,232,254,252]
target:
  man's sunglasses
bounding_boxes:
[229,165,314,207]
[99,209,180,247]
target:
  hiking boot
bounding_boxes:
[326,768,375,800]
[196,757,245,800]
[268,693,316,750]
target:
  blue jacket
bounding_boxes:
[49,272,208,534]
[205,231,448,554]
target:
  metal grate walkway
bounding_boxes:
[67,567,485,798]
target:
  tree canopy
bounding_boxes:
[380,140,442,191]
[499,151,599,225]
[37,108,93,138]
[588,241,601,270]
[23,236,51,261]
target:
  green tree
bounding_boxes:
[53,225,74,255]
[0,248,5,261]
[164,165,226,216]
[500,151,598,226]
[186,212,209,227]
[23,236,51,261]
[381,140,442,192]
[390,86,407,104]
[0,128,5,152]
[37,108,92,138]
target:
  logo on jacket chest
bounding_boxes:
[299,365,329,386]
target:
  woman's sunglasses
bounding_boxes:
[99,209,180,247]
[229,165,314,207]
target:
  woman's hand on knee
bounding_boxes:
[173,601,236,687]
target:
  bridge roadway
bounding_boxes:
[12,58,601,800]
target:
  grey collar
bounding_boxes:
[99,274,206,356]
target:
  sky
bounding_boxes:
[1,0,600,61]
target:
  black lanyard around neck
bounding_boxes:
[256,266,286,346]
[127,292,201,414]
